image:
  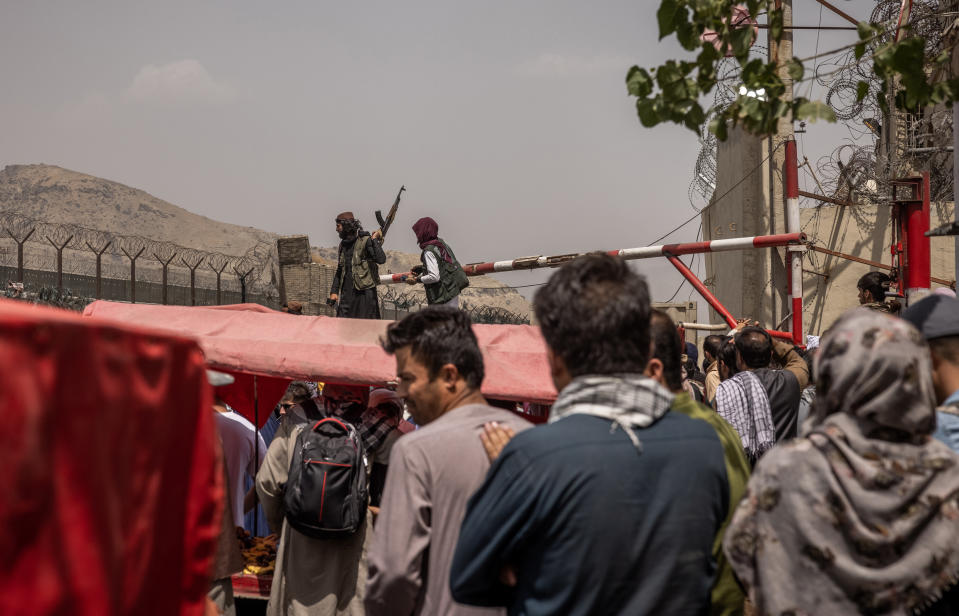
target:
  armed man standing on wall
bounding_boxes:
[329,212,387,319]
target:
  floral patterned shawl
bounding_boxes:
[723,309,959,615]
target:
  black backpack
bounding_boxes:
[283,416,369,539]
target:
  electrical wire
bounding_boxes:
[649,140,785,246]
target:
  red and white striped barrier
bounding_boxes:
[378,232,806,284]
[785,139,804,346]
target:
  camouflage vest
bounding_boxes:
[337,235,378,293]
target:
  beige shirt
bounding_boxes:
[365,403,532,616]
[705,360,721,404]
[256,419,370,616]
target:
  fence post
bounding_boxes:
[6,228,35,283]
[152,245,178,305]
[233,264,255,304]
[120,245,145,303]
[208,254,229,305]
[181,251,206,306]
[46,234,74,292]
[85,240,112,299]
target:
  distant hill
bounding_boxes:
[0,164,275,255]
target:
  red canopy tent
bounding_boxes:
[0,298,221,616]
[82,302,557,427]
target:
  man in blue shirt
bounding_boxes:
[903,293,959,453]
[449,254,728,616]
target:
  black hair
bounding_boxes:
[534,254,651,377]
[735,326,773,369]
[649,309,684,392]
[801,348,817,385]
[719,337,739,378]
[284,381,313,403]
[703,335,724,362]
[381,306,485,389]
[858,271,891,303]
[930,337,959,364]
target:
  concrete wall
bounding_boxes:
[800,202,956,335]
[281,262,336,316]
[702,127,785,325]
[704,126,956,338]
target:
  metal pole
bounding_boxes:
[379,232,806,284]
[666,254,738,329]
[666,254,795,342]
[253,374,259,537]
[954,102,959,284]
[785,139,804,346]
[904,172,932,304]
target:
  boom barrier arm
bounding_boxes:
[379,232,806,344]
[379,232,806,283]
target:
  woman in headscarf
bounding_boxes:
[406,217,469,307]
[724,309,959,615]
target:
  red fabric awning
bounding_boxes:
[82,302,558,407]
[0,298,221,616]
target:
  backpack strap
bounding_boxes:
[299,398,325,422]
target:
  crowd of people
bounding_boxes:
[209,252,959,616]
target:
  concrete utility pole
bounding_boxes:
[953,3,959,283]
[764,0,794,327]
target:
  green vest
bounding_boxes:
[671,392,750,616]
[337,235,378,293]
[422,241,469,305]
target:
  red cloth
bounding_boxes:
[412,217,452,263]
[0,299,221,616]
[215,371,291,428]
[83,302,558,406]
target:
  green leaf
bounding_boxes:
[786,58,804,82]
[676,21,698,51]
[686,102,706,127]
[856,80,869,102]
[657,0,680,40]
[768,8,783,42]
[795,100,836,123]
[730,22,754,57]
[636,99,660,127]
[626,66,653,97]
[854,42,866,60]
[709,116,729,141]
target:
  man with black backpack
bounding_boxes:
[256,384,398,616]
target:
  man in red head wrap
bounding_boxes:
[407,217,469,307]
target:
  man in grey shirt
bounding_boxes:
[365,306,531,616]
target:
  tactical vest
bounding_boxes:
[422,240,469,305]
[337,235,378,293]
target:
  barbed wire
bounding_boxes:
[690,0,954,227]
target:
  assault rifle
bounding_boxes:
[375,185,405,243]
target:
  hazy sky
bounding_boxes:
[1,0,872,307]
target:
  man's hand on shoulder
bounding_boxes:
[480,421,516,463]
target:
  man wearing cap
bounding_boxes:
[329,212,387,319]
[902,294,959,453]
